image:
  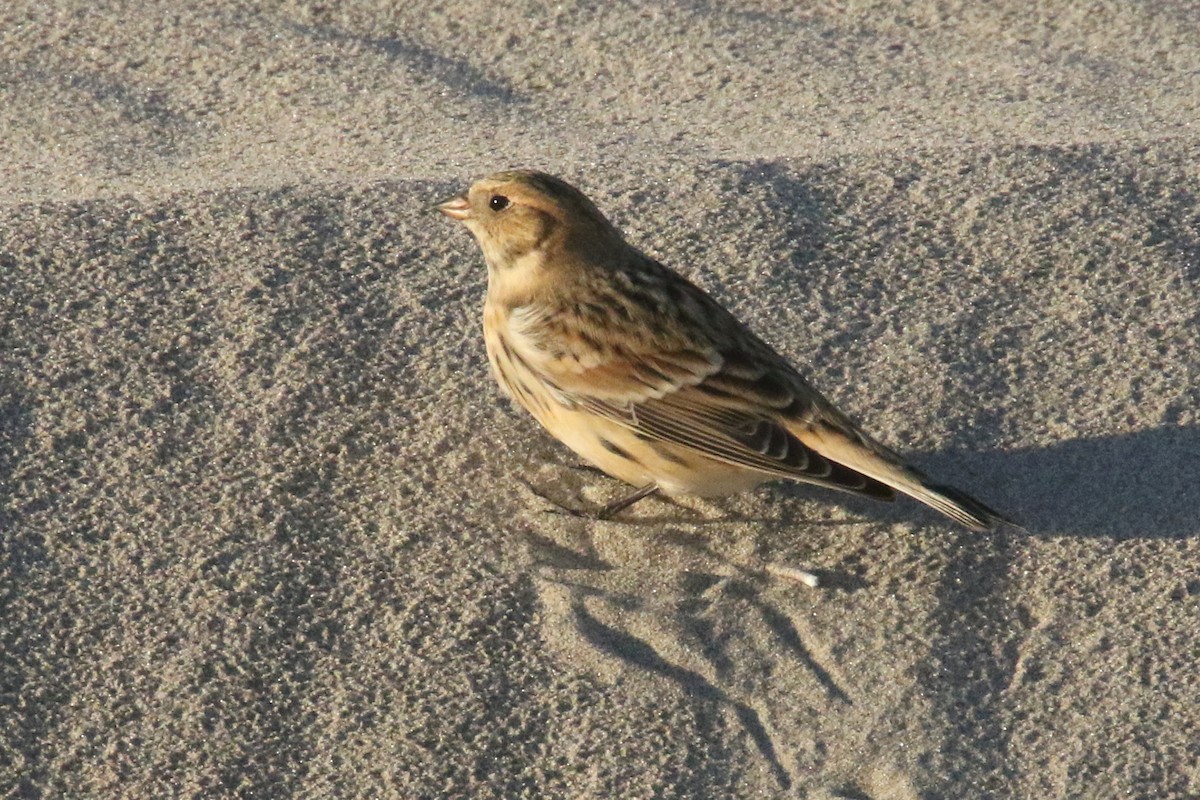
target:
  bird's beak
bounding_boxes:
[436,192,471,220]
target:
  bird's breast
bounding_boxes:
[483,301,559,420]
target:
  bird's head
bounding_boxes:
[437,170,619,275]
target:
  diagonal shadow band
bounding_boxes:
[289,23,527,104]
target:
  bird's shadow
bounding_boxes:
[923,425,1200,541]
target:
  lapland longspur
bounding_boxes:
[439,170,1010,531]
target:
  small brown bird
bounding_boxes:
[438,169,1010,531]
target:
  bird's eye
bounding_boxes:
[489,195,510,212]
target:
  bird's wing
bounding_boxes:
[529,330,897,500]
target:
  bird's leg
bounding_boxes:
[524,479,659,521]
[595,483,659,520]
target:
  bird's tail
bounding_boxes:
[790,420,1014,532]
[898,480,1012,532]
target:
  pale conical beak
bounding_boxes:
[436,193,471,220]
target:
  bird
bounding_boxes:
[437,169,1012,532]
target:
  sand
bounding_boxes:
[2,2,1199,797]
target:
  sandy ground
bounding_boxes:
[3,2,1199,797]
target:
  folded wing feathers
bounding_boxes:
[548,338,999,527]
[579,387,895,499]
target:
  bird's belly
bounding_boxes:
[539,405,766,497]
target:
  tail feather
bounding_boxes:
[905,482,1011,532]
[790,420,1013,532]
